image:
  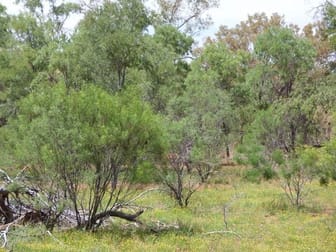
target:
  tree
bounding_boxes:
[254,27,316,99]
[160,42,240,204]
[192,42,248,90]
[213,13,301,52]
[15,0,81,39]
[0,4,10,47]
[59,0,150,91]
[235,24,336,186]
[279,149,315,208]
[138,25,193,112]
[2,83,166,230]
[0,0,80,126]
[302,21,332,68]
[321,1,336,48]
[152,0,219,35]
[182,41,250,155]
[160,121,196,207]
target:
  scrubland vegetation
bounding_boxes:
[1,0,336,251]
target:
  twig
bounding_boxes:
[0,169,13,183]
[223,204,229,229]
[0,216,25,248]
[201,190,244,240]
[124,188,160,205]
[223,191,244,229]
[13,166,29,181]
[0,223,11,248]
[46,230,64,246]
[202,230,242,239]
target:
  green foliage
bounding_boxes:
[11,13,47,49]
[59,0,150,91]
[154,25,193,55]
[235,111,270,168]
[313,130,336,182]
[132,161,160,184]
[168,79,235,166]
[243,168,262,183]
[272,149,285,165]
[0,4,10,47]
[154,0,219,34]
[139,26,192,112]
[2,83,167,228]
[262,166,278,180]
[255,27,316,78]
[322,1,336,51]
[0,0,336,242]
[243,166,277,183]
[252,27,316,101]
[192,42,248,90]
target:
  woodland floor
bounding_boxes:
[5,166,336,252]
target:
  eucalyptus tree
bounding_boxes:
[139,24,193,112]
[215,13,289,52]
[58,0,150,91]
[0,0,80,126]
[151,0,219,35]
[253,27,316,100]
[237,25,336,191]
[242,27,316,153]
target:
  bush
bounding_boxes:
[262,167,278,180]
[244,167,277,183]
[243,168,262,183]
[319,175,329,186]
[132,161,160,184]
[264,195,289,213]
[2,83,167,230]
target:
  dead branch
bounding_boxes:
[0,170,13,183]
[201,190,243,240]
[0,215,25,248]
[202,230,241,238]
[124,188,160,205]
[149,220,179,233]
[0,223,10,248]
[92,209,144,225]
[223,191,244,229]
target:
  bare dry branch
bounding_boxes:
[202,230,241,238]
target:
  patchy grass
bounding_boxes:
[8,171,336,252]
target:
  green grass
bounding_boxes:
[7,170,336,252]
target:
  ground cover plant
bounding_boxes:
[6,169,336,251]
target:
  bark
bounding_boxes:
[0,189,13,224]
[92,209,144,225]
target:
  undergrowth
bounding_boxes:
[7,170,336,252]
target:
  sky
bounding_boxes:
[199,0,325,41]
[1,0,327,41]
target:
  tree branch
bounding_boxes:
[93,209,144,224]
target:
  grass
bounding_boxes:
[6,167,336,251]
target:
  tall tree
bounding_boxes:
[59,0,150,91]
[152,0,219,35]
[252,27,316,101]
[0,0,81,125]
[214,12,299,52]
